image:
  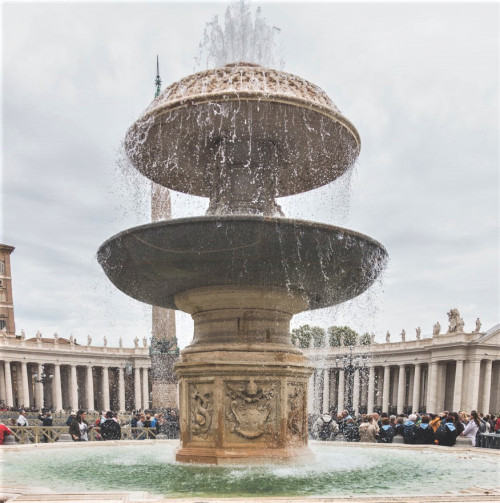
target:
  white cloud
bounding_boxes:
[2,2,498,347]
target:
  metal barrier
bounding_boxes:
[4,426,157,444]
[478,433,500,449]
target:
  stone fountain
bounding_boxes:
[97,62,387,464]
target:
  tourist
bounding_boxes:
[450,412,465,436]
[377,417,395,444]
[100,411,121,440]
[459,411,469,426]
[430,413,444,433]
[312,412,339,441]
[166,409,180,439]
[130,412,140,439]
[414,416,434,445]
[343,417,360,442]
[358,415,378,443]
[69,410,93,441]
[403,414,418,444]
[136,412,147,440]
[16,410,28,426]
[494,415,500,434]
[475,414,488,446]
[435,417,458,446]
[461,410,480,446]
[65,410,76,427]
[0,422,13,444]
[37,411,53,443]
[394,416,405,437]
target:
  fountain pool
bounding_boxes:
[1,441,498,499]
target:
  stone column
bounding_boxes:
[481,359,493,414]
[337,370,345,412]
[0,363,5,405]
[322,368,330,413]
[329,369,337,410]
[21,361,30,408]
[102,367,110,411]
[134,366,142,411]
[469,359,481,412]
[307,372,315,413]
[352,368,360,414]
[382,365,390,412]
[34,363,44,409]
[367,366,375,413]
[4,361,13,407]
[142,367,149,410]
[397,364,406,414]
[412,363,421,413]
[52,364,63,411]
[314,370,322,412]
[69,365,78,410]
[427,361,438,413]
[452,359,463,412]
[118,367,126,412]
[86,365,95,411]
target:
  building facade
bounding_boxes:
[0,244,16,336]
[306,321,500,415]
[0,333,151,412]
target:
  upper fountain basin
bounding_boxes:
[97,216,387,311]
[125,63,361,200]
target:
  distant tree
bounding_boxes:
[291,325,312,348]
[327,326,359,347]
[291,325,325,348]
[311,326,326,348]
[359,332,372,346]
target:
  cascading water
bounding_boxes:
[97,0,387,464]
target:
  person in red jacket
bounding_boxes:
[0,423,13,444]
[494,416,500,434]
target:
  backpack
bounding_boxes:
[415,423,434,444]
[435,423,457,446]
[319,419,332,440]
[403,421,417,444]
[378,424,395,443]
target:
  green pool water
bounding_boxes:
[1,442,497,498]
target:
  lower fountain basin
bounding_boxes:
[1,441,498,499]
[97,216,387,310]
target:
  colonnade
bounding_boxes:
[0,336,152,412]
[310,357,499,415]
[0,360,151,412]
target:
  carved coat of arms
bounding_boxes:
[226,379,276,439]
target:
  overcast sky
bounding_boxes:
[2,1,498,349]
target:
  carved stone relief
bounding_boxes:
[287,382,306,441]
[225,379,277,441]
[188,382,214,441]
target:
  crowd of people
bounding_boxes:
[310,409,499,447]
[2,406,498,447]
[0,407,180,444]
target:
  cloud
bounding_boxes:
[2,2,498,347]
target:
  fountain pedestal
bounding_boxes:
[174,286,313,464]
